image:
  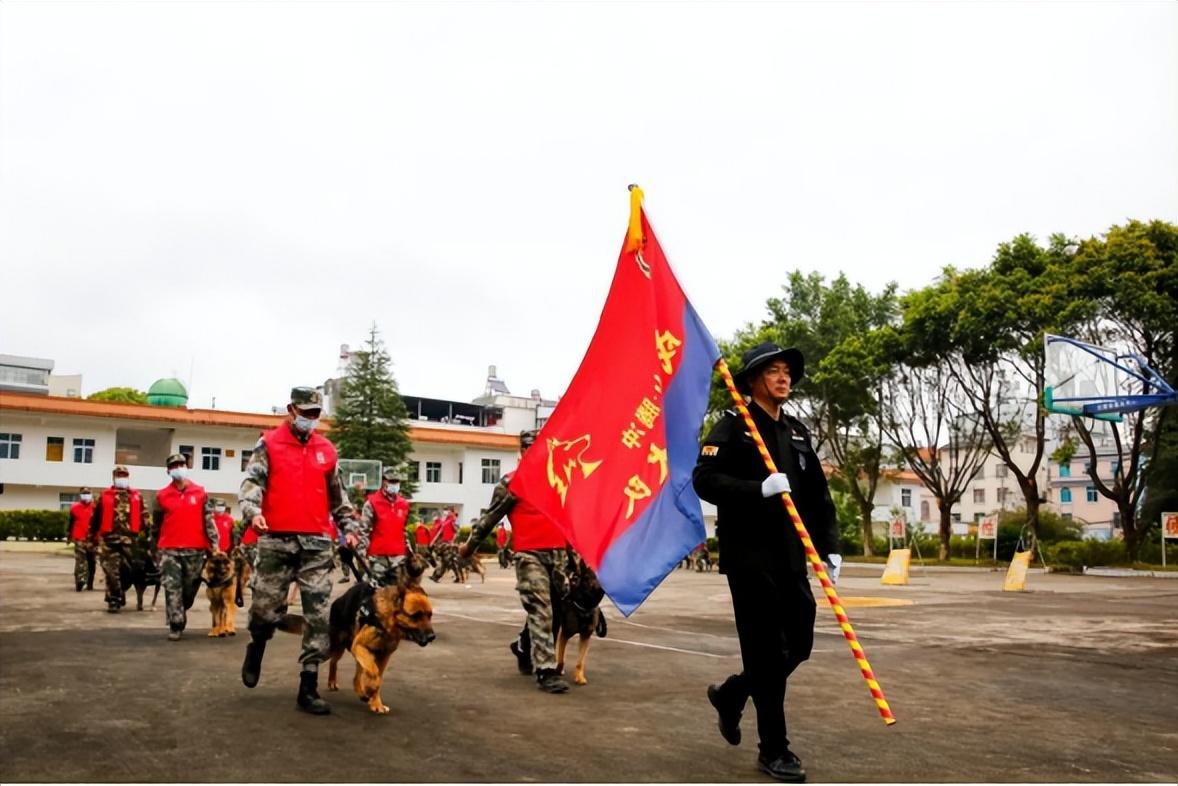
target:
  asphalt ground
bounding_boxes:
[1,546,1176,784]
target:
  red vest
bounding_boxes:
[367,491,410,557]
[213,513,234,551]
[505,474,566,551]
[157,482,212,550]
[69,501,95,541]
[98,488,143,535]
[241,523,258,546]
[441,514,457,543]
[260,425,338,535]
[496,526,508,548]
[414,524,431,545]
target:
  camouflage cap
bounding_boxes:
[212,498,226,507]
[165,453,188,467]
[290,386,323,412]
[520,430,540,450]
[112,464,130,476]
[381,467,402,482]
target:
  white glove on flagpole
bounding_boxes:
[825,554,843,584]
[761,473,792,498]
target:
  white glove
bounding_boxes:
[761,472,792,498]
[824,554,842,585]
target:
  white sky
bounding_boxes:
[2,1,1175,413]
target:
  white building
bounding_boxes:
[0,391,522,523]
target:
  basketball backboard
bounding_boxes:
[1044,334,1175,420]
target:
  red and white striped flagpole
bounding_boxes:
[716,359,897,726]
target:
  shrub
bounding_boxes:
[0,510,70,541]
[1045,539,1130,569]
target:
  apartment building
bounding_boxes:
[0,392,521,522]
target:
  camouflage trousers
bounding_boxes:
[514,549,568,672]
[236,545,258,580]
[98,535,133,605]
[73,541,96,588]
[160,549,207,630]
[248,534,333,667]
[365,554,407,588]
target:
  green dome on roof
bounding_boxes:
[147,378,188,408]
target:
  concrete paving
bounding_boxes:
[1,546,1176,783]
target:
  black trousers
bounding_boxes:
[716,567,816,758]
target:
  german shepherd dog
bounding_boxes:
[202,551,237,637]
[555,553,608,686]
[118,537,161,611]
[429,543,486,584]
[326,561,435,714]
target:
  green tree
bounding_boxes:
[87,387,148,404]
[1058,220,1178,559]
[329,324,416,497]
[903,235,1083,541]
[709,272,899,555]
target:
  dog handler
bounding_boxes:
[88,465,150,613]
[356,468,413,587]
[460,430,570,694]
[68,487,97,592]
[152,454,221,641]
[238,387,360,715]
[692,343,842,783]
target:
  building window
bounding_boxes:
[974,465,985,480]
[901,488,912,508]
[201,447,221,471]
[973,489,985,504]
[406,462,420,483]
[179,445,194,468]
[0,433,22,460]
[1060,488,1072,503]
[1086,486,1097,503]
[72,438,94,464]
[998,488,1010,504]
[46,436,64,462]
[1062,512,1073,521]
[1111,460,1121,475]
[458,462,464,484]
[59,492,79,511]
[995,464,1008,479]
[425,461,442,483]
[240,449,253,471]
[1059,463,1070,477]
[1083,462,1091,474]
[482,458,501,484]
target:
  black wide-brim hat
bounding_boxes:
[734,342,805,393]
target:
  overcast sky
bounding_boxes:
[2,1,1174,414]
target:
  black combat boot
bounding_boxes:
[757,750,806,783]
[76,581,84,592]
[536,669,570,693]
[241,637,268,688]
[707,683,743,745]
[509,640,534,675]
[296,670,331,715]
[167,624,183,642]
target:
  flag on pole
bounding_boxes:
[508,187,720,615]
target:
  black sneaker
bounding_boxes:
[757,752,806,783]
[509,640,534,675]
[75,581,84,592]
[536,669,570,693]
[707,684,742,745]
[167,628,182,642]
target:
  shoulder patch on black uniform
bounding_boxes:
[701,445,719,457]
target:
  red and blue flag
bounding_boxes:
[509,191,719,615]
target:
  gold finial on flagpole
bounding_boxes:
[626,184,645,253]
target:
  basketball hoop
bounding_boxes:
[1043,334,1176,420]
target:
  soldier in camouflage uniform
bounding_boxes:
[356,468,414,587]
[67,487,97,592]
[88,465,151,612]
[461,430,570,693]
[238,387,359,715]
[152,454,221,641]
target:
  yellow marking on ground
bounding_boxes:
[837,596,916,608]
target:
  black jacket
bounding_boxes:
[693,404,840,575]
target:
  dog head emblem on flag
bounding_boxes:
[545,435,602,506]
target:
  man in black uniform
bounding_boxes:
[693,342,842,783]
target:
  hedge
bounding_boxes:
[0,510,70,541]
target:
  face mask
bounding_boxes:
[386,484,400,496]
[214,506,226,514]
[169,467,189,482]
[294,415,319,433]
[113,478,130,489]
[79,494,92,503]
